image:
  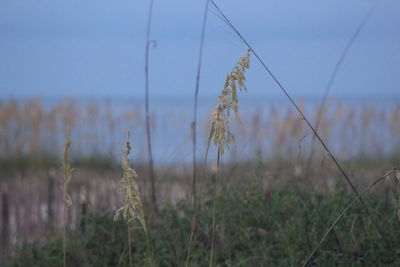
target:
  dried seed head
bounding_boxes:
[210,50,251,155]
[114,134,147,234]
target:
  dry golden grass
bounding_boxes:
[0,98,398,166]
[114,133,151,267]
[114,136,147,234]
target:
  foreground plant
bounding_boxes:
[186,50,251,267]
[210,0,390,255]
[210,49,251,153]
[209,49,251,266]
[114,134,151,267]
[61,135,73,267]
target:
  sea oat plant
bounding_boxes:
[210,0,390,251]
[114,134,151,267]
[208,49,251,266]
[186,50,251,266]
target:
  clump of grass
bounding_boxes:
[61,135,73,267]
[114,133,151,266]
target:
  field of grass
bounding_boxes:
[4,172,400,266]
[1,156,400,266]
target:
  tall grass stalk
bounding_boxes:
[209,149,220,267]
[114,134,151,266]
[185,136,212,267]
[186,50,251,266]
[209,0,390,248]
[144,0,158,214]
[191,0,210,205]
[210,50,250,265]
[62,135,73,267]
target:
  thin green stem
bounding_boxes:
[186,128,213,266]
[209,149,220,267]
[145,230,152,266]
[127,226,133,267]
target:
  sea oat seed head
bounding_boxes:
[114,135,147,234]
[209,51,251,155]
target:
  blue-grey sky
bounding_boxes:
[1,0,399,100]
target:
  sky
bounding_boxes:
[0,0,399,101]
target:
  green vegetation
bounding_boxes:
[6,178,400,266]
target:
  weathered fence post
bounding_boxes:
[47,171,55,230]
[80,202,87,233]
[80,186,88,233]
[1,192,10,259]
